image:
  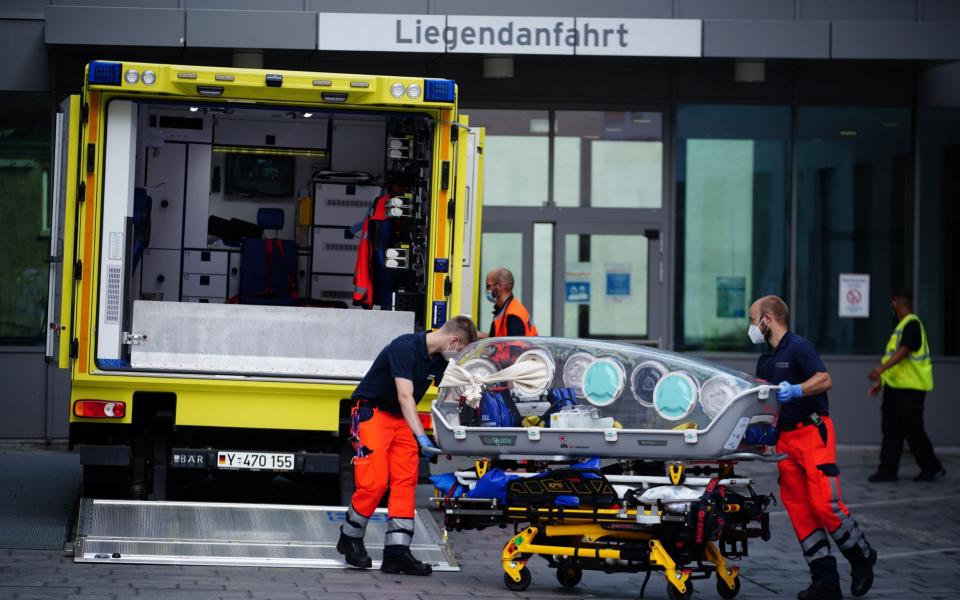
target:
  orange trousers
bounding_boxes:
[777,416,871,566]
[349,408,418,519]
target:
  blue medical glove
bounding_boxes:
[416,433,442,456]
[777,381,803,402]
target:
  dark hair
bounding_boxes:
[892,289,913,309]
[441,315,478,345]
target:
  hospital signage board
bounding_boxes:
[317,13,702,57]
[838,273,870,318]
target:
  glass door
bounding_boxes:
[554,222,665,345]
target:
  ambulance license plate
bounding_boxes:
[216,451,295,471]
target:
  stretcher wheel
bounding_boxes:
[556,565,583,588]
[504,568,531,591]
[716,576,741,599]
[666,580,693,600]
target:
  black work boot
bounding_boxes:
[849,549,877,597]
[799,557,843,600]
[381,545,433,576]
[336,532,372,569]
[797,581,844,600]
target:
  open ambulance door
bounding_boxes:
[45,95,81,368]
[450,115,484,321]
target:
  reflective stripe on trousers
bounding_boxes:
[385,517,415,547]
[341,504,370,539]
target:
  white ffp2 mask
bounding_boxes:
[747,324,766,344]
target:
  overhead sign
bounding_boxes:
[318,13,702,57]
[838,273,870,318]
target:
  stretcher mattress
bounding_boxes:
[431,337,779,459]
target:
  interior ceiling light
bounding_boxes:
[303,112,313,118]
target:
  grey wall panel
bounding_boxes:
[703,20,829,58]
[800,0,918,21]
[921,0,960,20]
[920,60,960,107]
[702,354,960,447]
[186,0,304,10]
[186,9,316,49]
[47,365,70,439]
[308,0,429,13]
[0,19,48,91]
[45,6,184,46]
[430,0,673,18]
[674,63,793,102]
[678,0,794,20]
[53,0,180,7]
[832,21,960,59]
[0,351,46,439]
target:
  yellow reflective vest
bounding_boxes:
[880,314,933,391]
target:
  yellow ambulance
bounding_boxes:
[45,61,484,502]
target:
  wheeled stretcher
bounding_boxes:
[430,338,784,597]
[434,457,778,598]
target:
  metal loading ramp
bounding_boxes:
[73,499,459,571]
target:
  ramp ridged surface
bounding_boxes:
[75,499,459,570]
[0,451,79,550]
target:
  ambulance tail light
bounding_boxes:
[418,411,433,432]
[74,400,126,419]
[424,79,455,102]
[89,61,122,86]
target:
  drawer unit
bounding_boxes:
[310,274,354,303]
[182,296,226,304]
[313,183,380,227]
[183,250,229,275]
[182,272,228,298]
[140,248,180,301]
[312,226,359,275]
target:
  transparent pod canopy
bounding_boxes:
[437,336,763,431]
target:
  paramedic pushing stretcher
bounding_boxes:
[749,296,876,600]
[337,316,478,575]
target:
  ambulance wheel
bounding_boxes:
[504,568,531,591]
[666,580,693,600]
[717,576,741,599]
[556,565,582,588]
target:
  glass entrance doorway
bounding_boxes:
[557,223,664,344]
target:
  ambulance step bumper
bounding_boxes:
[73,498,459,571]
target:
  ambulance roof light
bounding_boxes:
[424,79,455,103]
[89,61,122,86]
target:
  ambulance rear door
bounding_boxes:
[45,95,81,368]
[450,115,484,321]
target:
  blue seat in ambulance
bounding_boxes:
[239,208,299,305]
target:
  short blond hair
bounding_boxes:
[440,315,478,344]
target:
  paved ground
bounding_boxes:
[1,446,958,600]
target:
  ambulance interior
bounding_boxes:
[94,100,438,376]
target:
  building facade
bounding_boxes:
[2,0,959,445]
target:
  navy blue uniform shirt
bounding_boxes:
[352,332,448,414]
[756,330,829,426]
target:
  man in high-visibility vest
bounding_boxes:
[481,268,538,338]
[867,289,945,483]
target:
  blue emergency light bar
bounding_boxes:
[89,61,122,86]
[424,79,455,103]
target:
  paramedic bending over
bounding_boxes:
[749,295,876,600]
[337,315,478,576]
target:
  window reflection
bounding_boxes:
[0,93,51,344]
[676,105,791,351]
[463,110,548,207]
[919,108,960,356]
[553,111,662,208]
[795,107,912,354]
